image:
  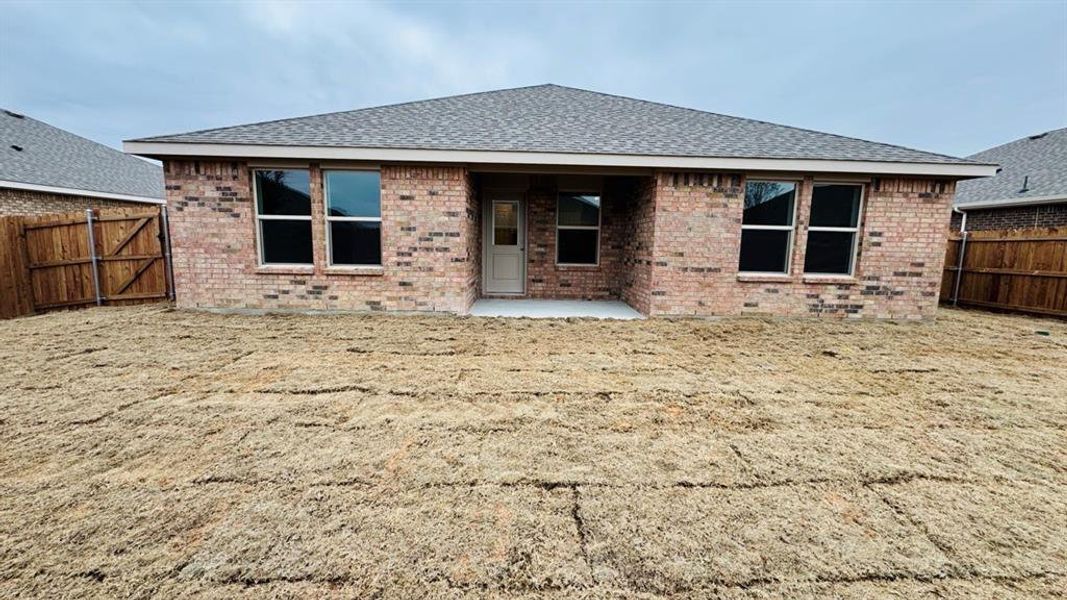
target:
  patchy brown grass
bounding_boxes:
[0,305,1064,598]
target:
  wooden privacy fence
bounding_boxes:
[0,206,174,319]
[941,227,1067,319]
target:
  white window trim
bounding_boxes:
[738,180,800,275]
[252,168,314,267]
[556,191,602,267]
[804,182,866,277]
[323,169,383,267]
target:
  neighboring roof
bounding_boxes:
[955,127,1067,208]
[126,85,994,177]
[1,109,163,202]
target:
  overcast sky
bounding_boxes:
[2,1,1065,158]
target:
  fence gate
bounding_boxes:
[0,207,172,318]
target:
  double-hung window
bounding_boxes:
[557,193,600,265]
[738,180,797,273]
[254,169,313,265]
[324,170,382,266]
[804,183,863,275]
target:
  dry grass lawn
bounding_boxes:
[0,305,1064,598]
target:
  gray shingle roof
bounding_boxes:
[133,84,981,165]
[955,127,1067,206]
[1,109,163,199]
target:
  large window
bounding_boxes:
[557,193,600,265]
[324,170,382,266]
[254,169,312,265]
[804,183,863,275]
[738,181,797,273]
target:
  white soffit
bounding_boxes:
[124,142,998,179]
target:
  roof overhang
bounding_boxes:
[0,179,164,204]
[123,141,998,179]
[954,194,1067,210]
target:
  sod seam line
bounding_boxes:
[569,485,595,586]
[163,471,1038,492]
[870,484,961,568]
[23,567,1064,594]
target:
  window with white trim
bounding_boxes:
[557,193,600,265]
[254,169,313,265]
[324,170,382,266]
[804,183,863,275]
[738,180,797,273]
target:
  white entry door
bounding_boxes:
[484,198,525,294]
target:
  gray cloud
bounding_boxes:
[1,0,1064,157]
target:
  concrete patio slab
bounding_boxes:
[469,299,644,319]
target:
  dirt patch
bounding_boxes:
[0,305,1064,596]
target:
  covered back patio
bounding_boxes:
[468,171,655,316]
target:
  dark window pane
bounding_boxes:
[256,170,311,216]
[261,220,312,264]
[558,194,600,227]
[809,184,861,227]
[743,181,795,225]
[325,171,381,218]
[804,231,856,274]
[738,229,790,273]
[557,228,598,264]
[331,221,382,266]
[493,202,518,245]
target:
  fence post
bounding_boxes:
[951,231,968,307]
[160,205,175,301]
[85,209,103,306]
[17,222,36,316]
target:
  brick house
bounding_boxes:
[124,85,995,319]
[1,109,164,215]
[951,127,1067,231]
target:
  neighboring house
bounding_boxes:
[124,84,995,319]
[0,109,163,215]
[952,127,1067,231]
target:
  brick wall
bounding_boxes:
[165,160,475,313]
[0,187,150,216]
[167,159,958,319]
[524,175,627,300]
[949,202,1067,231]
[463,171,481,309]
[619,177,656,314]
[647,173,954,320]
[646,172,744,315]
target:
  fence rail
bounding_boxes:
[941,226,1067,319]
[0,206,172,319]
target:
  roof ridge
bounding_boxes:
[129,84,561,142]
[542,84,974,163]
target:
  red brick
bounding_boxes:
[0,188,149,215]
[646,173,954,320]
[166,161,477,313]
[950,203,1067,231]
[166,161,957,320]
